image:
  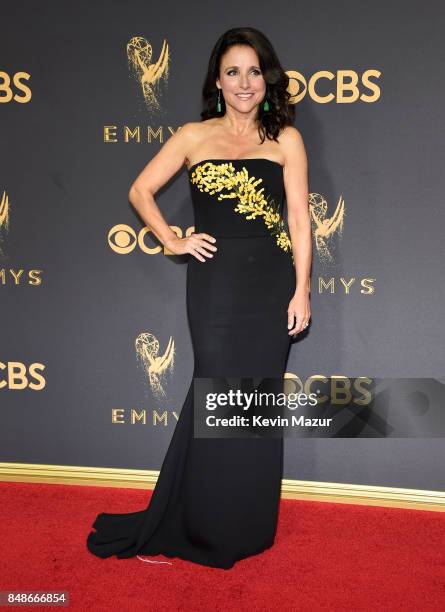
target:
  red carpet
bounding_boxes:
[0,481,444,611]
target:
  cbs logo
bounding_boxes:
[283,374,373,405]
[0,72,32,103]
[0,362,46,389]
[286,69,381,103]
[108,224,195,254]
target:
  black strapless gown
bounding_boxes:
[87,158,296,569]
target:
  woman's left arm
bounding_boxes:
[281,126,312,336]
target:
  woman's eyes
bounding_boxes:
[227,69,262,76]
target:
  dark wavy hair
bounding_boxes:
[200,27,295,142]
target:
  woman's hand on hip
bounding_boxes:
[164,233,217,262]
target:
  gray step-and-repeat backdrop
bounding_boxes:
[1,1,444,491]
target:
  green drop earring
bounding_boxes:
[217,89,222,113]
[263,87,270,112]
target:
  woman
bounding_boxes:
[87,26,311,570]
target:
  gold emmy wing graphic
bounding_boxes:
[0,190,10,256]
[309,192,345,265]
[135,332,175,400]
[127,37,169,111]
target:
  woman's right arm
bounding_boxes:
[128,122,217,262]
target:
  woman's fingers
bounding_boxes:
[194,244,214,259]
[198,233,217,247]
[189,247,206,262]
[189,233,217,261]
[288,312,310,336]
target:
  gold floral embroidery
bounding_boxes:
[190,161,293,259]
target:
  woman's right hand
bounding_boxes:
[164,233,218,262]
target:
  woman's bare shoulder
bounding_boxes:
[179,118,219,137]
[278,125,304,145]
[169,122,205,158]
[278,126,307,170]
[178,119,221,164]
